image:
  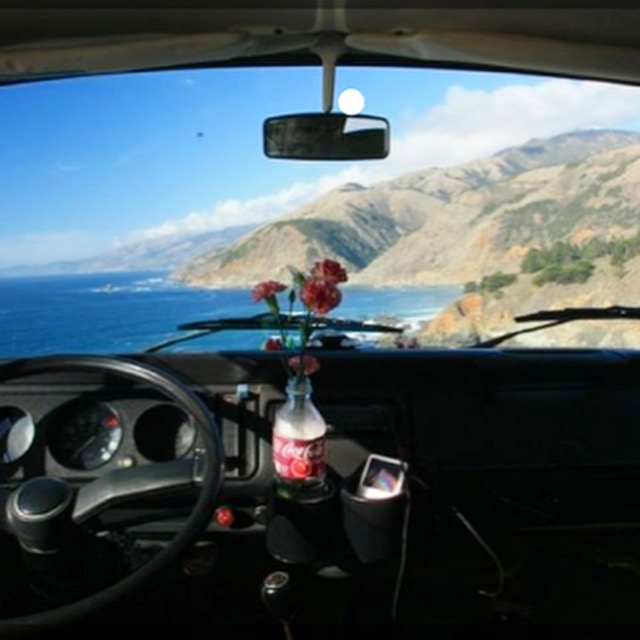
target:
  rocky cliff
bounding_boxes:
[420,254,640,348]
[174,129,640,288]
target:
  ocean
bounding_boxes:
[0,271,461,357]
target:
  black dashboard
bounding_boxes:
[3,348,640,528]
[4,348,640,625]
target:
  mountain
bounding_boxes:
[354,134,640,286]
[174,129,640,287]
[0,223,257,277]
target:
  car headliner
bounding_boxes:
[1,4,640,86]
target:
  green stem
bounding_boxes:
[296,309,314,384]
[269,294,294,377]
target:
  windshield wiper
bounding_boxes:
[143,313,403,353]
[471,305,640,348]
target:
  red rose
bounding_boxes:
[288,355,321,376]
[263,337,283,351]
[310,259,348,284]
[251,280,287,303]
[300,279,342,315]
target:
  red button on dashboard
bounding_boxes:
[215,506,235,528]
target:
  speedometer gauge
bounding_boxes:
[0,407,35,464]
[48,401,123,470]
[134,404,196,462]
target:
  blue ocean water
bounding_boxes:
[0,271,461,357]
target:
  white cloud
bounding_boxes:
[118,165,378,243]
[126,78,640,244]
[8,77,640,268]
[385,79,640,175]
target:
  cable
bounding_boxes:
[410,473,505,599]
[391,478,411,622]
[450,505,505,598]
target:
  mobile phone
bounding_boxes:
[356,454,405,499]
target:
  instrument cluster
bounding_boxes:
[0,397,197,476]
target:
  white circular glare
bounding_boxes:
[338,88,365,115]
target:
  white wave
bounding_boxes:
[91,285,120,293]
[132,277,166,287]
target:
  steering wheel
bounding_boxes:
[0,355,224,627]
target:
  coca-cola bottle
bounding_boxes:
[272,376,327,499]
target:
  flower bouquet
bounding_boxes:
[251,259,348,497]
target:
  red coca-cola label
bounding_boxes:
[272,434,326,480]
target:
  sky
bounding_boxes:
[2,65,640,268]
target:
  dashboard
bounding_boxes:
[4,348,640,624]
[2,348,640,531]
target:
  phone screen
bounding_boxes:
[359,455,404,498]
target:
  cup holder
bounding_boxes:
[341,477,407,563]
[266,481,341,565]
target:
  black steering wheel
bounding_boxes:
[0,355,224,627]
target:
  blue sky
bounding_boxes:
[2,65,640,267]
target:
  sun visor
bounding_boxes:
[347,32,640,84]
[0,32,256,83]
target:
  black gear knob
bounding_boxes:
[261,571,294,621]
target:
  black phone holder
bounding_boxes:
[341,473,407,564]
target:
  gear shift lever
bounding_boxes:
[261,571,294,621]
[261,571,297,640]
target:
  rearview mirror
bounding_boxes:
[264,113,390,160]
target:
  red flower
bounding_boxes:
[251,280,287,303]
[263,337,283,351]
[288,355,321,376]
[310,259,348,284]
[250,260,348,380]
[300,279,342,316]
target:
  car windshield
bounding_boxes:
[4,65,640,355]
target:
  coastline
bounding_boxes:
[0,271,460,357]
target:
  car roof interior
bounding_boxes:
[2,5,640,86]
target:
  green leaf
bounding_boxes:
[288,265,307,288]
